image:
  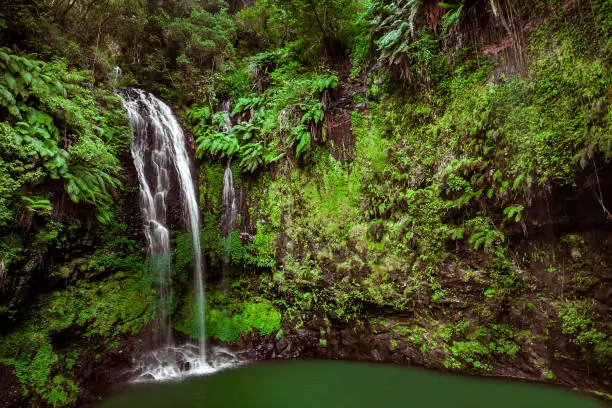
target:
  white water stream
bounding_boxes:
[220,101,237,240]
[122,89,240,380]
[221,162,238,239]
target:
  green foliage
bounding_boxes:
[45,375,79,407]
[1,343,78,407]
[391,321,521,370]
[439,2,464,32]
[503,205,523,222]
[175,290,281,343]
[185,185,249,270]
[176,7,610,393]
[369,0,449,83]
[236,0,362,64]
[191,65,338,172]
[21,196,52,216]
[0,49,127,225]
[372,0,418,57]
[163,5,237,103]
[0,225,151,404]
[199,161,225,209]
[246,220,278,269]
[208,300,281,342]
[557,300,611,366]
[167,8,235,72]
[352,111,390,175]
[466,218,505,253]
[273,0,361,54]
[1,0,611,402]
[235,0,286,49]
[225,231,247,265]
[0,0,247,103]
[0,272,153,404]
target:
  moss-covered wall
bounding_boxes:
[1,0,610,405]
[0,222,154,406]
[175,0,611,399]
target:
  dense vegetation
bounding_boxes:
[0,0,610,406]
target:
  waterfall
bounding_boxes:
[221,163,238,240]
[221,99,232,134]
[408,0,418,38]
[110,66,122,87]
[220,101,237,241]
[121,88,209,377]
[122,89,174,350]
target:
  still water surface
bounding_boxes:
[99,360,606,408]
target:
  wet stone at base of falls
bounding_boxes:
[131,345,243,382]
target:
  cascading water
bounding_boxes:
[220,101,237,243]
[221,163,238,240]
[121,89,239,380]
[110,66,122,87]
[123,89,174,351]
[221,99,232,134]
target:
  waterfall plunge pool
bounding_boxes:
[98,360,606,407]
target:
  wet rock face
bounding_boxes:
[222,234,610,394]
[0,363,23,407]
[233,264,611,395]
[223,138,612,395]
[0,157,143,331]
[238,322,424,365]
[0,241,83,331]
[1,262,34,312]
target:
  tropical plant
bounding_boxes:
[0,48,125,224]
[369,0,448,83]
[190,68,338,172]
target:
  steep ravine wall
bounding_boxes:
[0,0,610,406]
[192,0,611,401]
[230,228,612,394]
[203,158,612,400]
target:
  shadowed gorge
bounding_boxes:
[0,0,610,406]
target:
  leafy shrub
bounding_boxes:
[557,300,610,366]
[175,293,281,343]
[0,49,127,224]
[189,65,338,172]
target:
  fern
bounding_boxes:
[308,74,338,94]
[440,3,464,31]
[185,105,211,125]
[190,68,337,172]
[232,121,261,141]
[469,229,505,252]
[21,196,52,215]
[300,100,325,125]
[239,142,265,173]
[0,49,123,224]
[503,205,524,222]
[232,94,265,115]
[293,125,311,159]
[466,217,506,253]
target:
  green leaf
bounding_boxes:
[22,71,32,85]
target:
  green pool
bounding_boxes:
[99,360,606,408]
